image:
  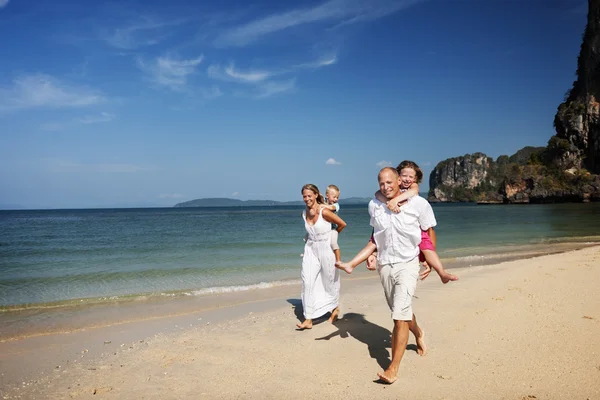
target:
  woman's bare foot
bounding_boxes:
[377,369,398,384]
[335,261,354,274]
[439,272,459,284]
[296,319,313,330]
[328,307,340,323]
[415,329,427,356]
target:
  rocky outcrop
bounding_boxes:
[553,0,600,174]
[428,1,600,204]
[428,148,600,203]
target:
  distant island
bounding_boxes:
[173,197,372,208]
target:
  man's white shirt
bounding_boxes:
[369,196,437,264]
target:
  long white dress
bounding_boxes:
[301,208,340,319]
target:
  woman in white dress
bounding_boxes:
[297,184,347,330]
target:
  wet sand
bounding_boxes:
[1,246,599,399]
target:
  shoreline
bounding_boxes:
[2,239,598,315]
[1,245,599,399]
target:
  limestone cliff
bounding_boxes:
[428,147,600,203]
[554,0,600,173]
[428,0,600,204]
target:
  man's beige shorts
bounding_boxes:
[330,230,340,251]
[377,257,420,321]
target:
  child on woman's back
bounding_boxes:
[321,185,342,263]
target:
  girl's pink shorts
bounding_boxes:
[419,230,435,262]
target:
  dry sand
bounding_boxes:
[1,246,599,400]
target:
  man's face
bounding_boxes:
[378,169,400,199]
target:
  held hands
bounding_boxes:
[419,261,431,280]
[366,254,377,270]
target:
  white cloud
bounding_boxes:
[256,79,295,98]
[326,158,341,165]
[296,54,338,69]
[215,0,422,47]
[0,0,9,9]
[78,112,115,124]
[225,65,271,83]
[376,160,393,168]
[208,64,271,83]
[231,192,240,197]
[138,55,204,90]
[0,74,104,112]
[102,18,183,50]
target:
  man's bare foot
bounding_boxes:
[415,329,427,356]
[328,307,340,323]
[440,272,459,284]
[335,261,354,274]
[376,369,398,384]
[296,319,313,330]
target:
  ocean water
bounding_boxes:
[1,203,600,312]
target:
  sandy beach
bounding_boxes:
[1,246,599,400]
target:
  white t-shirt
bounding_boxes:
[369,196,437,264]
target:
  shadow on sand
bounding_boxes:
[315,312,393,370]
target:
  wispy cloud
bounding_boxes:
[215,0,421,47]
[376,160,393,168]
[296,54,338,69]
[326,158,342,165]
[256,79,295,98]
[138,55,204,90]
[102,17,184,50]
[44,158,153,173]
[78,112,116,124]
[0,0,9,10]
[208,64,272,83]
[41,112,115,131]
[0,74,104,112]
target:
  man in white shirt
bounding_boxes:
[372,167,434,383]
[338,167,434,384]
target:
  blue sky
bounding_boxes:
[0,0,588,209]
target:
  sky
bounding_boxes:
[0,0,589,209]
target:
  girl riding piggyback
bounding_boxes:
[374,161,458,284]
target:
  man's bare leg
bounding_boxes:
[377,319,409,384]
[408,313,427,356]
[421,250,458,284]
[296,319,313,330]
[328,306,340,323]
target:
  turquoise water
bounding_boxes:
[1,203,599,309]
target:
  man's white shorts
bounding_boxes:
[377,257,420,321]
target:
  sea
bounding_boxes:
[1,202,599,338]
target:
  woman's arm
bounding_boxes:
[322,208,346,233]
